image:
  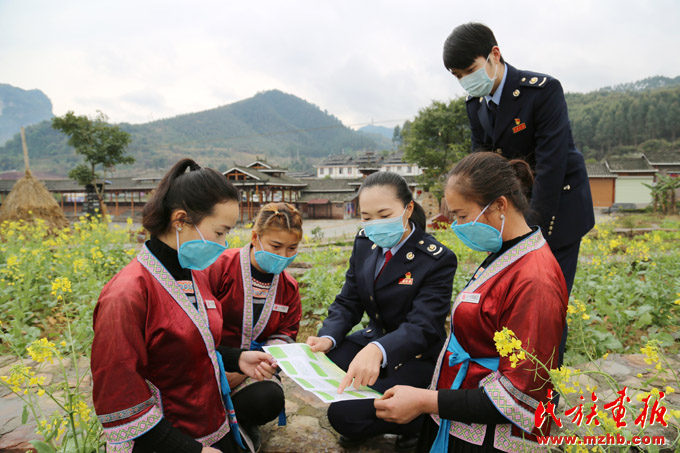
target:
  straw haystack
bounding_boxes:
[0,169,69,230]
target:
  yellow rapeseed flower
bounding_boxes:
[26,338,57,363]
[640,339,661,366]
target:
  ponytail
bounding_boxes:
[142,158,239,236]
[446,152,533,216]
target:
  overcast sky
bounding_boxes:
[1,0,678,129]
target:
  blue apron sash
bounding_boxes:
[216,352,245,449]
[430,332,499,453]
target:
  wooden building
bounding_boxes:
[586,162,617,208]
[223,161,307,222]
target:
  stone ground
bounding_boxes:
[1,353,678,452]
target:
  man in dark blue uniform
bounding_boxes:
[442,22,594,296]
[443,23,594,364]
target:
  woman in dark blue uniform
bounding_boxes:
[307,171,458,451]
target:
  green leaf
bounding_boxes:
[634,312,653,329]
[29,440,56,453]
[21,404,28,424]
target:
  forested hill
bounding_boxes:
[598,75,680,93]
[0,90,381,175]
[565,81,680,160]
[0,84,53,144]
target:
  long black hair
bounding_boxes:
[446,152,533,215]
[358,171,427,231]
[142,158,239,236]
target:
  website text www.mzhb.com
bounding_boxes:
[536,433,666,447]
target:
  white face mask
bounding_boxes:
[458,53,497,97]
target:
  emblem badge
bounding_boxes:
[530,77,538,84]
[512,118,527,134]
[427,244,436,252]
[406,252,415,260]
[372,244,377,250]
[513,89,520,97]
[399,272,414,285]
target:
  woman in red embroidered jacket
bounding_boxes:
[204,202,302,448]
[91,159,277,453]
[374,152,568,453]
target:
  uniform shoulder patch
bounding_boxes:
[518,72,551,88]
[415,237,447,260]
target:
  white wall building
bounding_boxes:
[315,151,422,179]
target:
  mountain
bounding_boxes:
[598,76,680,93]
[0,84,53,145]
[0,90,385,175]
[358,124,393,139]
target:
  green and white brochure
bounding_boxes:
[263,343,383,403]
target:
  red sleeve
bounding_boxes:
[91,262,158,429]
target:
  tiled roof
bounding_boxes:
[605,156,657,172]
[303,178,361,192]
[223,166,307,187]
[643,150,680,164]
[586,162,616,178]
[382,151,406,164]
[0,177,160,193]
[299,191,357,203]
[317,154,354,166]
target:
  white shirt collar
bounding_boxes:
[485,63,508,107]
[383,222,416,256]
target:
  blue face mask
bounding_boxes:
[458,53,497,98]
[176,225,228,270]
[450,202,505,253]
[254,238,297,275]
[361,206,407,249]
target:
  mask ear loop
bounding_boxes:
[499,214,506,237]
[194,225,207,243]
[472,203,492,225]
[257,237,266,253]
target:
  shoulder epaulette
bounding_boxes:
[415,237,446,260]
[356,228,367,238]
[518,72,551,88]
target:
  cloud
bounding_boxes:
[1,0,679,127]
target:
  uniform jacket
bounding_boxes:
[466,63,595,249]
[203,245,302,349]
[91,245,229,451]
[318,225,457,376]
[431,229,567,452]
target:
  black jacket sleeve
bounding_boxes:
[438,388,508,425]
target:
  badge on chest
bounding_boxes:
[398,272,414,285]
[273,304,289,313]
[458,292,481,304]
[205,299,217,309]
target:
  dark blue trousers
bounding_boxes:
[326,340,435,438]
[551,239,582,367]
